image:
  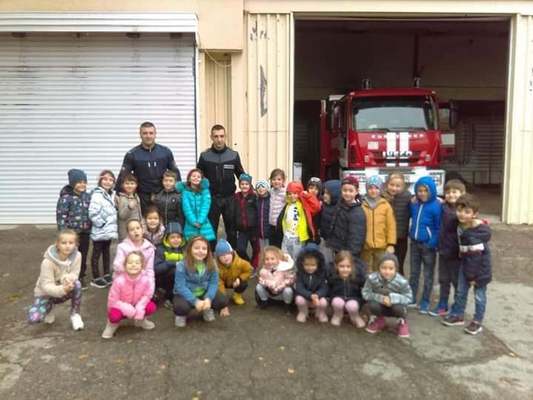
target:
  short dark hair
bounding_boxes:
[456,193,480,213]
[269,168,286,181]
[140,121,156,130]
[444,179,466,194]
[211,124,225,135]
[121,173,138,186]
[163,170,177,180]
[143,205,161,219]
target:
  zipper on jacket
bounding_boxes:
[414,204,424,240]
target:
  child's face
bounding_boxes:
[239,181,251,192]
[308,185,319,197]
[287,192,299,203]
[218,253,233,265]
[322,190,331,205]
[263,251,280,269]
[167,233,182,248]
[189,171,202,186]
[366,185,380,199]
[337,259,353,279]
[145,213,160,230]
[416,185,429,202]
[73,181,87,194]
[341,184,357,203]
[123,180,137,195]
[379,260,396,280]
[256,186,268,197]
[127,222,143,242]
[56,234,77,257]
[387,177,404,196]
[303,257,318,274]
[163,176,176,191]
[456,206,478,225]
[271,175,285,190]
[191,240,208,262]
[125,254,143,276]
[100,174,115,191]
[445,188,464,205]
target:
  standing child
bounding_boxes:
[173,236,229,327]
[268,169,287,248]
[306,177,323,244]
[215,239,253,311]
[442,194,491,335]
[363,253,413,338]
[409,176,442,314]
[88,170,118,289]
[256,180,271,252]
[177,169,216,243]
[361,175,396,272]
[152,170,184,228]
[319,179,341,271]
[233,173,260,268]
[142,206,165,246]
[102,251,157,338]
[429,179,466,317]
[56,169,91,289]
[154,222,185,306]
[27,229,84,331]
[115,173,142,241]
[382,172,412,275]
[277,181,320,261]
[294,244,329,323]
[255,246,296,308]
[328,251,366,327]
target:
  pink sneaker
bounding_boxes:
[397,318,410,338]
[365,316,386,334]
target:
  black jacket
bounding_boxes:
[439,203,459,258]
[458,222,492,286]
[257,194,271,239]
[294,244,329,299]
[320,180,341,241]
[153,189,184,228]
[197,146,245,197]
[326,196,366,258]
[117,143,181,194]
[328,274,364,303]
[233,191,258,232]
[384,189,412,239]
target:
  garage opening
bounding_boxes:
[293,18,509,219]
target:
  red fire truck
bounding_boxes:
[320,84,455,194]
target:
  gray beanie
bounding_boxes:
[378,253,399,270]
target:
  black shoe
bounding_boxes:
[441,314,465,326]
[90,277,108,289]
[255,291,269,309]
[103,274,113,286]
[464,321,483,335]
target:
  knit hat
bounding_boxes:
[307,177,322,192]
[165,222,183,237]
[239,173,253,184]
[68,169,87,186]
[341,175,359,189]
[366,175,384,190]
[98,169,116,185]
[215,239,233,257]
[287,181,304,195]
[255,179,270,190]
[378,253,399,270]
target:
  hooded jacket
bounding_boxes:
[216,252,253,293]
[326,196,366,258]
[115,192,142,241]
[107,271,154,318]
[153,188,184,228]
[269,186,287,226]
[409,177,442,249]
[439,202,460,258]
[56,185,91,233]
[177,179,216,241]
[34,245,81,298]
[89,186,118,242]
[173,260,219,305]
[113,238,155,291]
[458,221,492,286]
[197,145,245,197]
[328,273,364,303]
[383,189,412,239]
[294,244,329,300]
[257,192,271,239]
[154,236,185,276]
[362,271,413,305]
[320,180,341,241]
[362,196,397,250]
[258,254,296,294]
[233,190,258,232]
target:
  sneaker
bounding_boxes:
[350,314,366,329]
[464,321,483,335]
[103,274,113,286]
[441,314,465,326]
[397,318,410,338]
[428,303,448,317]
[418,299,430,314]
[365,316,386,334]
[232,292,245,305]
[80,278,89,291]
[90,277,108,289]
[407,301,418,309]
[70,313,85,331]
[202,309,215,322]
[296,311,308,323]
[101,322,119,339]
[134,319,155,330]
[255,291,269,309]
[43,311,55,324]
[174,316,187,328]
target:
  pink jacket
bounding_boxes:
[113,238,155,289]
[258,254,295,294]
[107,272,154,319]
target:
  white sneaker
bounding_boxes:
[134,319,155,330]
[70,313,84,331]
[101,322,119,339]
[202,309,215,322]
[44,311,55,324]
[174,316,187,328]
[296,311,308,323]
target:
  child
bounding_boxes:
[215,239,253,311]
[154,222,185,306]
[173,236,229,327]
[233,173,260,268]
[88,170,118,289]
[382,172,412,275]
[102,251,157,339]
[361,175,396,272]
[142,205,165,246]
[255,246,295,308]
[326,176,366,263]
[277,181,320,260]
[307,177,323,244]
[27,229,84,331]
[152,170,184,228]
[268,168,287,248]
[409,176,442,314]
[177,169,216,243]
[294,244,329,323]
[328,251,365,327]
[115,173,142,241]
[113,219,155,289]
[442,194,491,335]
[429,179,466,317]
[363,253,413,338]
[56,169,91,289]
[319,179,341,270]
[256,180,271,251]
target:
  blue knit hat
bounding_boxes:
[215,239,233,257]
[165,222,183,237]
[255,179,270,190]
[68,169,87,186]
[366,175,384,190]
[239,173,253,184]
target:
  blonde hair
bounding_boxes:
[387,171,406,185]
[56,229,78,244]
[260,246,284,266]
[125,250,145,269]
[126,218,143,234]
[334,251,353,274]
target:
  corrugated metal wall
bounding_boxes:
[244,13,292,181]
[503,15,533,224]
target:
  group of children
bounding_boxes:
[29,165,492,338]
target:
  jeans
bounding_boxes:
[450,268,487,322]
[282,236,303,261]
[409,241,436,303]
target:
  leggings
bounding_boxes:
[108,301,157,323]
[28,280,82,323]
[78,232,90,279]
[295,295,328,313]
[255,285,294,304]
[91,240,111,279]
[331,297,361,317]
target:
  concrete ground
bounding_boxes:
[1,224,533,400]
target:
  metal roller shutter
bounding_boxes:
[0,32,197,224]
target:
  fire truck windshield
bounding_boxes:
[352,96,437,131]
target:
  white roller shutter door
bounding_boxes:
[0,33,197,224]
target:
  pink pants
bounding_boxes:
[108,301,157,323]
[295,295,328,312]
[331,297,360,317]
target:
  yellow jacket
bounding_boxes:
[217,252,253,293]
[362,197,397,250]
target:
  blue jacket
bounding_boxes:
[177,179,216,241]
[173,260,219,305]
[88,187,118,241]
[439,203,459,258]
[56,185,91,233]
[409,177,442,249]
[458,222,492,286]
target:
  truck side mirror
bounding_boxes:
[449,101,459,129]
[438,101,459,130]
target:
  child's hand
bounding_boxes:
[310,294,319,306]
[383,296,391,307]
[386,245,395,254]
[195,300,205,312]
[232,278,241,288]
[63,281,74,293]
[134,309,145,320]
[220,307,230,317]
[203,298,212,310]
